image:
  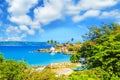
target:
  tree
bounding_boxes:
[54,41,57,44]
[82,26,102,41]
[47,40,50,44]
[71,38,74,42]
[50,40,54,44]
[88,34,120,77]
[70,54,80,63]
[71,23,120,78]
[79,23,120,78]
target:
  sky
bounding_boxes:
[0,0,120,42]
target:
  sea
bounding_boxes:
[0,42,70,66]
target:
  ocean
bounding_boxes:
[0,45,70,66]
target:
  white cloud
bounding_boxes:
[65,0,119,15]
[27,29,35,35]
[7,0,120,25]
[19,25,29,31]
[6,0,41,27]
[65,4,80,15]
[6,37,23,41]
[19,25,35,35]
[5,23,41,41]
[78,0,118,10]
[6,0,43,37]
[71,0,120,22]
[100,9,120,19]
[7,0,37,30]
[5,0,120,41]
[34,0,65,24]
[73,10,100,22]
[5,25,28,41]
[30,21,41,29]
[6,26,21,33]
[33,0,120,24]
[9,15,32,25]
[7,0,38,16]
[34,7,61,24]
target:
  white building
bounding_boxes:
[50,47,55,53]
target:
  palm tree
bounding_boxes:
[71,38,74,42]
[51,40,53,44]
[54,41,57,44]
[47,40,50,44]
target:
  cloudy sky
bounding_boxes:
[0,0,120,42]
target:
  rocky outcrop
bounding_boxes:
[37,43,82,54]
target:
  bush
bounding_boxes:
[68,47,74,51]
[0,59,27,80]
[0,55,65,80]
[68,68,115,80]
[70,54,80,63]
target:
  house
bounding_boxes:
[50,47,55,53]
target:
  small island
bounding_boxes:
[37,42,82,54]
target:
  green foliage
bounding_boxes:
[35,69,57,80]
[79,41,96,58]
[0,55,65,80]
[0,58,27,80]
[77,23,120,79]
[114,33,120,41]
[70,54,80,63]
[82,26,102,40]
[68,47,74,51]
[69,68,116,80]
[71,23,120,79]
[68,46,80,51]
[89,36,120,77]
[75,42,81,44]
[22,69,60,80]
[0,54,4,63]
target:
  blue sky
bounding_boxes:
[0,0,120,42]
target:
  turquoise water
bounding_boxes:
[0,46,70,66]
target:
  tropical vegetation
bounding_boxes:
[70,23,120,79]
[0,54,64,80]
